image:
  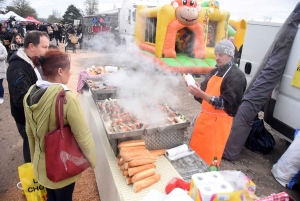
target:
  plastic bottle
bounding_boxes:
[209,157,218,171]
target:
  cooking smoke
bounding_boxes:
[83,38,184,124]
[103,47,182,124]
[82,20,189,124]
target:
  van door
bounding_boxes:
[240,21,281,88]
[268,25,300,139]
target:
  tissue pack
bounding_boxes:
[189,171,257,201]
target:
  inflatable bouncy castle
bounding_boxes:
[135,0,246,74]
[229,19,247,50]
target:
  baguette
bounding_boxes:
[128,164,156,176]
[122,151,156,162]
[123,170,128,176]
[125,156,156,169]
[133,174,161,193]
[120,164,125,171]
[124,162,129,169]
[118,139,145,149]
[128,158,156,168]
[131,168,155,183]
[126,176,132,185]
[149,149,167,156]
[120,145,147,155]
[118,158,124,166]
[121,149,150,160]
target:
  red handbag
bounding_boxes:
[45,90,90,182]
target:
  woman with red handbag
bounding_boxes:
[23,49,96,201]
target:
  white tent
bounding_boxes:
[0,11,28,21]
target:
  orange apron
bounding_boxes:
[190,67,233,166]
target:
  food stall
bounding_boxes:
[78,65,209,201]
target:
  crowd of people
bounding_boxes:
[0,21,83,59]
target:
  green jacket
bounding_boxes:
[24,84,96,189]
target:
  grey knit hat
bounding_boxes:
[214,39,235,57]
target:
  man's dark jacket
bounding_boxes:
[7,48,39,124]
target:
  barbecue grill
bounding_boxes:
[87,80,118,100]
[96,99,191,154]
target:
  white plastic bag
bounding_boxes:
[271,129,300,188]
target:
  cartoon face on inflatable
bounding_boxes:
[172,0,202,26]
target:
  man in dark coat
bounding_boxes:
[6,31,49,162]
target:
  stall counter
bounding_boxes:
[78,90,207,201]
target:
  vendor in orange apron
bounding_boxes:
[188,39,247,166]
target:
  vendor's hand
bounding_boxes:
[188,83,203,98]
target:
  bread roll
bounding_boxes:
[124,162,129,169]
[123,170,128,176]
[149,149,167,156]
[121,149,151,162]
[121,149,150,161]
[131,168,155,183]
[118,140,145,149]
[133,174,161,193]
[126,176,132,185]
[128,158,156,168]
[120,164,125,171]
[118,158,124,166]
[128,164,156,176]
[120,145,147,155]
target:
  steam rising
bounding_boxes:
[83,37,184,124]
[104,69,181,124]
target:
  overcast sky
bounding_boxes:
[24,0,298,22]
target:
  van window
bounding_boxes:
[128,10,131,24]
[245,62,252,74]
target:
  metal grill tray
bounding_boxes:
[96,100,190,140]
[87,80,118,94]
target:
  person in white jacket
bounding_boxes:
[0,41,8,104]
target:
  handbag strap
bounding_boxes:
[55,90,67,138]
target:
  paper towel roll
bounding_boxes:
[204,172,224,181]
[165,144,189,157]
[168,151,194,160]
[192,172,223,184]
[185,74,197,87]
[216,181,234,193]
[198,184,218,201]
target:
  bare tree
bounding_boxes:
[6,0,38,18]
[47,10,61,23]
[52,10,61,19]
[84,0,99,15]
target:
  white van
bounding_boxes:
[240,21,300,142]
[82,0,170,46]
[118,0,170,46]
